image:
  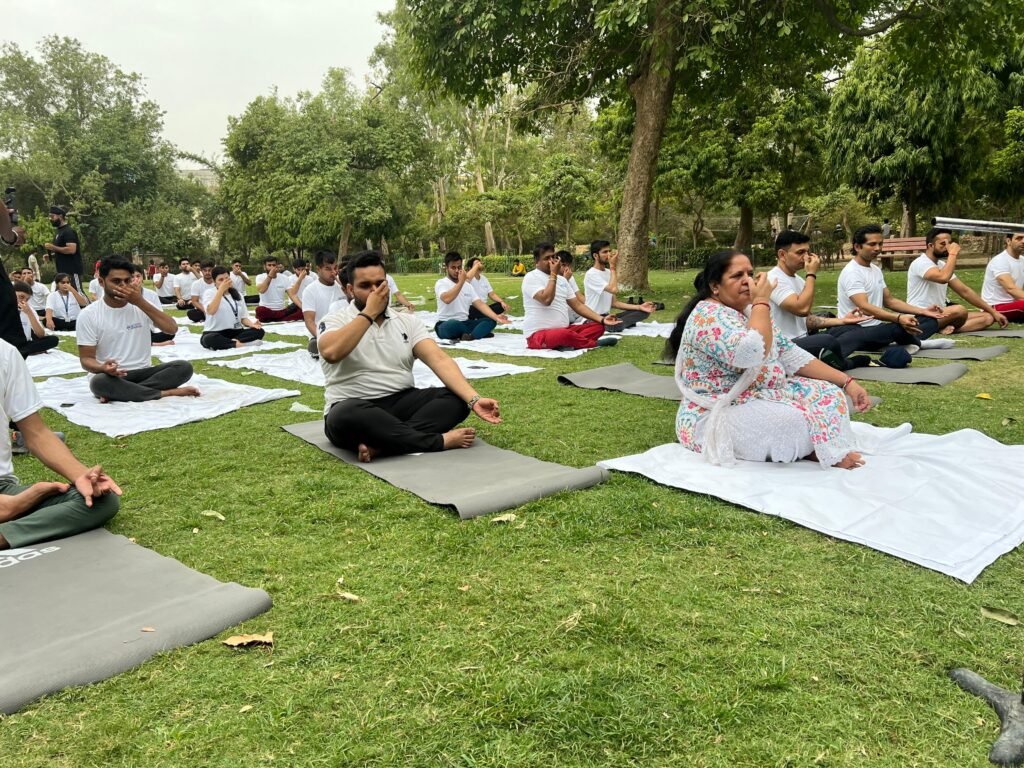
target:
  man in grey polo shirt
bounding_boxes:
[318,251,502,463]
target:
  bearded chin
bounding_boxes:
[352,296,366,311]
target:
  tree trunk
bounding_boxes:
[515,228,523,256]
[614,0,679,291]
[365,239,374,250]
[733,204,754,252]
[904,187,918,236]
[380,236,390,258]
[337,220,352,259]
[565,211,572,251]
[474,167,498,255]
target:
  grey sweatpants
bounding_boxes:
[0,478,119,549]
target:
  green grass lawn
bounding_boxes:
[6,267,1022,767]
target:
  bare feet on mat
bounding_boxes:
[99,396,109,404]
[442,427,476,451]
[833,451,865,470]
[357,443,379,463]
[0,481,68,522]
[161,386,201,398]
[152,340,176,346]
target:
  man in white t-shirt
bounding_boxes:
[88,271,104,302]
[186,260,215,322]
[173,258,198,310]
[826,224,948,360]
[583,240,656,330]
[0,339,121,549]
[302,251,346,358]
[907,228,1004,333]
[19,268,49,316]
[981,230,1024,322]
[464,256,510,320]
[286,258,315,310]
[229,260,255,304]
[433,251,510,340]
[556,250,585,323]
[154,261,177,304]
[522,242,620,349]
[76,257,198,402]
[767,231,865,369]
[254,256,304,322]
[318,251,501,462]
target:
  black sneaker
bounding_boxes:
[844,355,871,370]
[596,336,619,347]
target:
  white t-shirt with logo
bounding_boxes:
[982,250,1024,305]
[435,277,477,321]
[46,290,82,322]
[319,303,430,413]
[0,340,43,477]
[76,300,154,371]
[583,267,614,315]
[907,254,952,308]
[766,266,808,340]
[522,269,573,338]
[302,281,345,329]
[838,260,887,326]
[174,272,195,300]
[26,281,49,311]
[202,288,250,332]
[255,272,290,310]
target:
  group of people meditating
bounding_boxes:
[5,224,1024,554]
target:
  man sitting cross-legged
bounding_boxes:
[0,338,120,550]
[827,224,955,362]
[523,242,620,349]
[981,230,1024,322]
[255,256,304,323]
[434,251,510,340]
[767,231,866,369]
[318,250,501,463]
[583,240,656,330]
[13,280,60,358]
[907,227,1006,334]
[302,250,346,358]
[76,257,198,403]
[186,260,216,323]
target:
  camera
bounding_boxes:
[4,187,17,225]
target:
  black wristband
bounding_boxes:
[357,312,374,324]
[806,273,817,279]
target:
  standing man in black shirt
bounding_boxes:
[44,206,85,293]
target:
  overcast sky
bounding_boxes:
[8,0,395,166]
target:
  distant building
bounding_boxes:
[176,167,219,192]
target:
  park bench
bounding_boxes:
[879,237,925,271]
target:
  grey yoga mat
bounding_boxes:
[284,421,608,519]
[0,529,272,715]
[845,362,969,385]
[565,362,882,408]
[914,345,1008,361]
[959,329,1024,338]
[558,362,680,400]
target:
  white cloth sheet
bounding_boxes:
[618,321,675,338]
[35,373,299,437]
[599,422,1024,583]
[208,349,541,388]
[259,320,311,338]
[152,330,298,362]
[25,349,84,378]
[430,333,589,359]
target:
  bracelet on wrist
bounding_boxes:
[751,301,771,310]
[842,376,855,392]
[467,395,480,408]
[357,312,374,324]
[806,273,817,279]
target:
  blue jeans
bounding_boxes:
[435,318,496,340]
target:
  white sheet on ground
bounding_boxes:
[599,422,1024,583]
[152,330,298,362]
[25,349,84,378]
[618,321,675,338]
[35,373,299,437]
[431,332,589,359]
[258,320,311,338]
[415,310,526,332]
[207,349,541,388]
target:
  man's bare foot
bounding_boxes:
[99,396,109,404]
[234,340,245,348]
[833,451,865,470]
[941,325,955,335]
[0,481,68,523]
[161,386,201,398]
[152,340,176,347]
[442,427,476,450]
[357,443,379,463]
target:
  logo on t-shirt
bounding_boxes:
[0,545,61,569]
[126,321,144,331]
[319,322,326,334]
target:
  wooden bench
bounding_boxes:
[879,237,926,271]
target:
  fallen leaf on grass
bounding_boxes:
[240,371,257,376]
[1002,417,1016,427]
[976,393,993,400]
[557,611,582,633]
[200,510,225,521]
[981,606,1019,626]
[336,576,344,585]
[141,627,156,633]
[335,592,361,603]
[239,705,253,714]
[458,584,471,592]
[191,527,199,534]
[223,632,274,648]
[491,513,517,524]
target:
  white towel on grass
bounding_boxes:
[258,320,311,338]
[208,349,541,388]
[618,322,675,338]
[599,422,1024,583]
[417,311,526,332]
[35,373,299,437]
[152,331,299,362]
[431,332,589,359]
[25,349,84,378]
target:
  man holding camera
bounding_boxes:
[44,206,85,294]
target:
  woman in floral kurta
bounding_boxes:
[667,250,871,469]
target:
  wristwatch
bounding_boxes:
[467,395,480,409]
